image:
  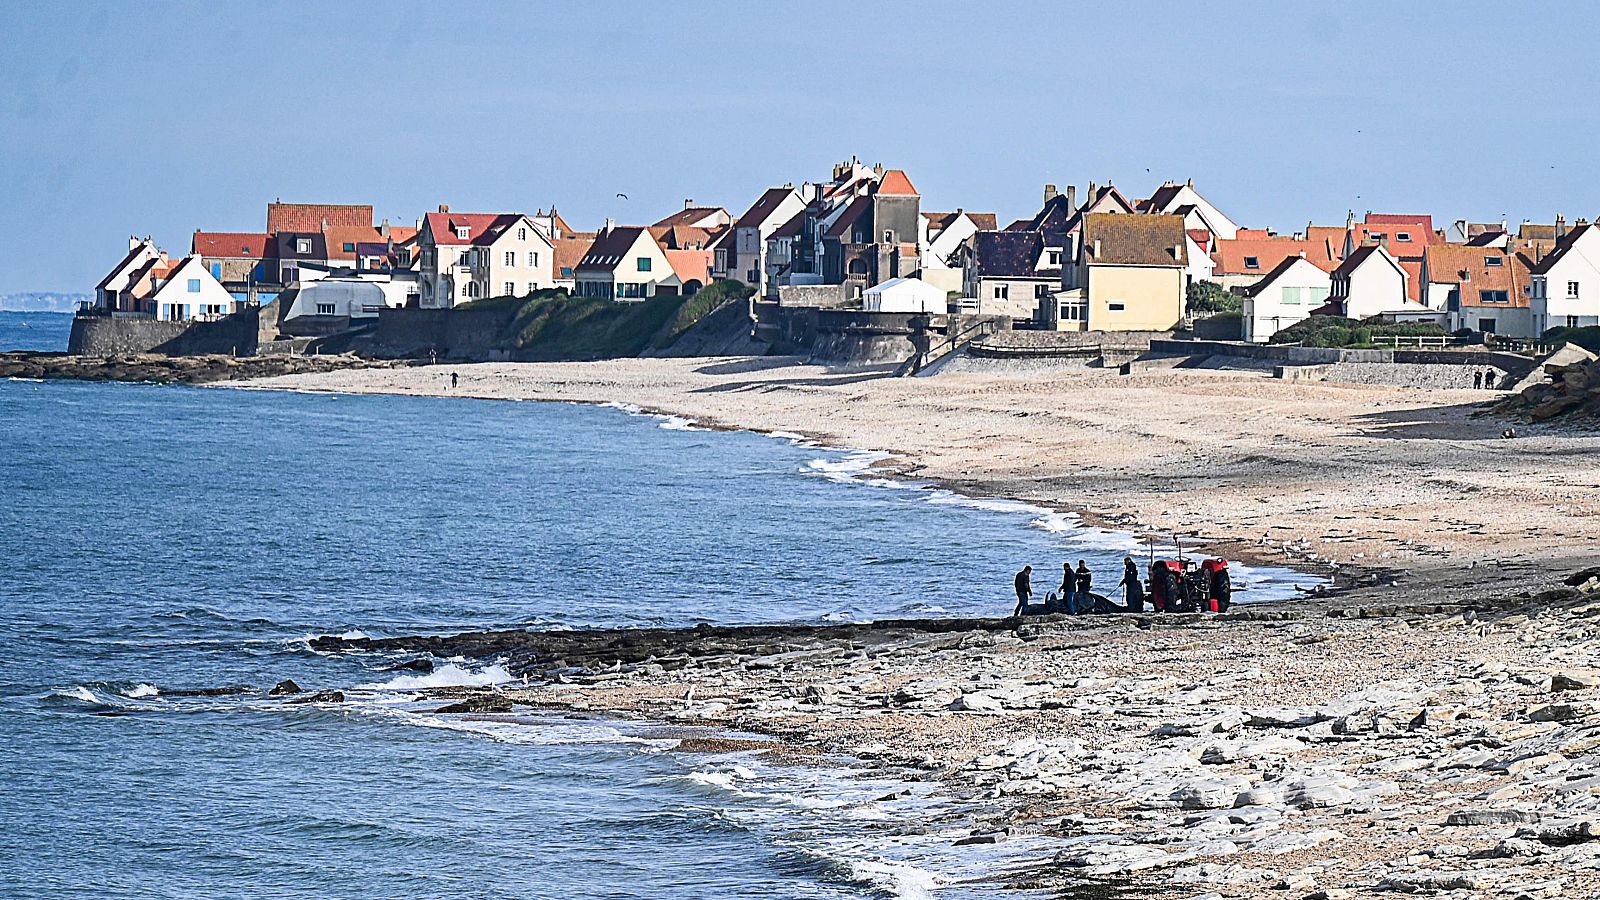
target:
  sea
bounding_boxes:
[0,378,1315,899]
[0,310,73,352]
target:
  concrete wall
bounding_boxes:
[777,284,851,308]
[367,305,522,360]
[807,309,922,366]
[68,307,261,357]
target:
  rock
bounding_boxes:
[953,830,1008,845]
[1053,843,1180,875]
[1445,809,1540,827]
[1564,566,1600,588]
[1282,775,1354,809]
[1379,872,1484,893]
[269,679,302,696]
[949,692,1003,713]
[433,693,514,714]
[1531,816,1600,846]
[383,658,435,673]
[288,690,344,704]
[1528,702,1598,722]
[1552,671,1600,692]
[1174,776,1254,810]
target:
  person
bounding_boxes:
[1473,370,1484,389]
[1118,557,1145,613]
[1058,562,1078,614]
[1074,560,1093,613]
[1013,566,1033,616]
[450,371,459,389]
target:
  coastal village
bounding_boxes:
[84,158,1600,359]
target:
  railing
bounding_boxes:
[1487,337,1554,356]
[1369,335,1457,349]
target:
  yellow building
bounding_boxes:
[1063,213,1188,331]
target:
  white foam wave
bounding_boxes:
[358,662,514,691]
[656,414,699,431]
[61,686,98,703]
[123,684,159,698]
[838,857,943,900]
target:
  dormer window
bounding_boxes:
[455,226,470,240]
[295,238,311,254]
[1243,256,1260,269]
[1395,232,1412,242]
[1370,232,1387,242]
[1484,256,1503,267]
[1047,250,1062,266]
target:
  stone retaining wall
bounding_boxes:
[67,307,261,357]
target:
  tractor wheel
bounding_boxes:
[1212,568,1232,612]
[1160,570,1181,613]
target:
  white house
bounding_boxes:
[1531,224,1600,334]
[574,225,681,300]
[1327,243,1437,322]
[94,237,165,311]
[1240,255,1331,342]
[919,210,995,294]
[1136,180,1240,240]
[148,256,236,321]
[416,208,555,308]
[725,186,805,294]
[284,270,420,321]
[863,276,945,313]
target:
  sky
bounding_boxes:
[4,0,1600,294]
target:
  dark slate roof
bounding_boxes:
[1136,183,1185,213]
[770,209,805,239]
[576,226,648,272]
[969,230,1051,278]
[1082,214,1187,267]
[1332,243,1383,277]
[1242,255,1309,297]
[1531,224,1590,275]
[735,187,796,228]
[652,207,727,228]
[824,196,872,239]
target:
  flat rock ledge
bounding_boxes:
[0,351,407,384]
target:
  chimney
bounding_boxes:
[1172,243,1183,260]
[1065,185,1077,212]
[438,204,450,213]
[1557,214,1568,239]
[1186,177,1193,187]
[1044,183,1058,205]
[129,235,142,251]
[1088,181,1099,203]
[1092,238,1102,258]
[684,198,693,209]
[380,219,391,238]
[604,217,615,232]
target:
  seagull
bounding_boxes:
[616,192,629,199]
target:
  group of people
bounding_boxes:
[1012,558,1148,617]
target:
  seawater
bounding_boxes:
[0,310,73,352]
[0,380,1314,898]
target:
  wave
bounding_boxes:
[123,683,159,699]
[357,662,514,691]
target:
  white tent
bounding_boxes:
[863,276,946,313]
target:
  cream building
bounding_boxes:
[417,207,555,308]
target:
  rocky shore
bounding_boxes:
[0,351,406,384]
[304,562,1600,898]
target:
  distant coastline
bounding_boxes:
[0,292,88,313]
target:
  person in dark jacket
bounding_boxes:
[1074,561,1093,613]
[1118,557,1145,613]
[1013,566,1033,616]
[1057,562,1077,614]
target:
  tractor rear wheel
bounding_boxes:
[1212,568,1232,612]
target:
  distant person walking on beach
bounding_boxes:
[1057,562,1077,614]
[450,372,459,389]
[1013,566,1033,616]
[1474,370,1484,389]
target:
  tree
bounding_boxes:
[1187,280,1240,314]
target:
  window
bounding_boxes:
[637,257,652,272]
[210,263,222,278]
[1370,232,1387,242]
[343,242,355,252]
[1310,287,1330,304]
[467,282,480,298]
[1243,256,1260,269]
[993,284,1009,300]
[1479,290,1509,303]
[1108,302,1126,311]
[517,227,527,240]
[1033,283,1051,298]
[1281,287,1303,305]
[1569,281,1581,298]
[1396,232,1412,242]
[296,238,312,254]
[1484,256,1503,267]
[1047,250,1062,266]
[399,250,412,265]
[1480,318,1497,334]
[316,303,336,315]
[505,251,516,267]
[504,282,515,295]
[455,226,470,239]
[883,229,895,243]
[528,282,537,293]
[187,278,201,293]
[560,266,573,278]
[528,251,539,267]
[1570,315,1582,327]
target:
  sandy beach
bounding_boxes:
[246,357,1600,578]
[257,358,1600,897]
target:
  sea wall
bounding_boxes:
[67,307,261,357]
[807,309,921,366]
[366,306,521,360]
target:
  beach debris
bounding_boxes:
[1496,350,1600,423]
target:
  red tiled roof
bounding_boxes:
[874,169,918,196]
[1212,235,1340,276]
[1082,213,1187,267]
[648,224,716,250]
[552,236,595,279]
[193,232,273,259]
[1425,243,1530,308]
[1364,213,1433,230]
[423,212,530,247]
[267,202,373,234]
[664,249,713,285]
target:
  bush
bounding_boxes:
[1350,327,1373,346]
[506,291,687,358]
[648,279,753,349]
[1269,315,1357,345]
[1541,325,1600,353]
[1304,326,1352,348]
[1187,279,1240,314]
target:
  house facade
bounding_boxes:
[1530,224,1600,334]
[1326,243,1438,321]
[724,186,805,294]
[1423,243,1534,336]
[920,210,995,295]
[1241,255,1332,342]
[1136,179,1240,240]
[960,230,1060,319]
[416,208,555,308]
[1059,213,1187,331]
[192,231,279,304]
[146,256,237,321]
[94,237,165,311]
[573,226,680,300]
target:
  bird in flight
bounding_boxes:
[616,192,629,199]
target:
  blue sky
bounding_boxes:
[4,1,1598,293]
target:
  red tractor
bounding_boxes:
[1148,557,1232,613]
